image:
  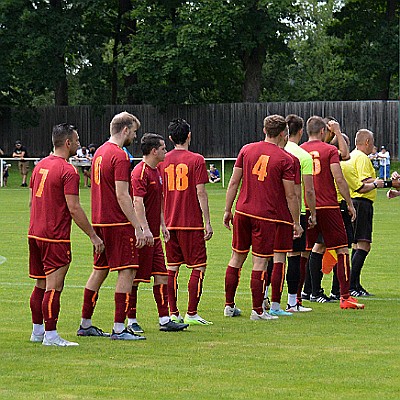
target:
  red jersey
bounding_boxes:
[160,149,209,230]
[235,141,295,224]
[300,140,340,208]
[28,155,80,241]
[131,161,163,236]
[91,141,132,225]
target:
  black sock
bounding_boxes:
[286,255,301,294]
[350,249,369,290]
[303,258,312,294]
[309,252,323,296]
[331,265,340,295]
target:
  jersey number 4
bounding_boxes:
[165,163,189,191]
[252,155,270,181]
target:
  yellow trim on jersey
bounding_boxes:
[306,206,340,210]
[27,235,70,243]
[235,210,293,225]
[166,226,205,230]
[92,222,131,227]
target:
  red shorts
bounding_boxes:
[29,238,71,278]
[165,230,207,269]
[274,223,294,253]
[134,238,167,283]
[306,208,348,250]
[232,213,277,258]
[93,225,139,272]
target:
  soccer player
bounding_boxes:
[282,114,316,312]
[161,118,213,326]
[346,129,385,296]
[77,111,147,341]
[300,116,364,309]
[128,133,189,332]
[223,114,303,320]
[29,123,104,347]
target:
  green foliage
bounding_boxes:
[328,0,399,100]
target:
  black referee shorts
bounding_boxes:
[352,198,373,243]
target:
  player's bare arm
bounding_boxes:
[331,163,357,222]
[357,177,384,193]
[160,201,170,243]
[223,167,242,230]
[65,194,104,254]
[133,195,154,246]
[115,180,146,248]
[328,121,349,161]
[302,174,317,228]
[196,183,213,241]
[283,179,303,238]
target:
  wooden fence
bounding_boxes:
[0,101,399,158]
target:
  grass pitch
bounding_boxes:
[0,163,400,399]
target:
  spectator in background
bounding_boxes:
[75,146,91,187]
[378,146,390,179]
[368,146,379,172]
[208,164,221,183]
[13,140,29,187]
[1,148,9,187]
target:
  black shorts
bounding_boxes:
[292,214,307,252]
[340,200,354,248]
[352,198,373,243]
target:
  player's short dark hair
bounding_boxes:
[263,115,287,138]
[52,123,77,148]
[285,114,304,137]
[307,116,326,136]
[168,118,191,145]
[141,133,164,155]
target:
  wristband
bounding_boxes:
[373,182,378,189]
[383,180,392,188]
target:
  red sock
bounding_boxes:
[297,256,308,300]
[114,292,130,324]
[30,286,45,324]
[127,286,138,319]
[81,288,98,319]
[271,262,285,303]
[153,284,169,317]
[187,269,203,316]
[336,253,350,298]
[168,270,179,316]
[225,265,241,307]
[250,270,265,314]
[42,290,61,331]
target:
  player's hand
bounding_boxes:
[308,213,317,229]
[391,171,400,180]
[374,178,384,188]
[293,222,304,239]
[223,211,233,230]
[327,120,341,136]
[348,203,356,222]
[162,225,170,243]
[91,234,105,254]
[387,189,400,199]
[134,228,146,249]
[204,222,213,241]
[143,227,154,246]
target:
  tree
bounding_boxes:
[328,0,399,100]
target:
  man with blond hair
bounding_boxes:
[78,111,148,341]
